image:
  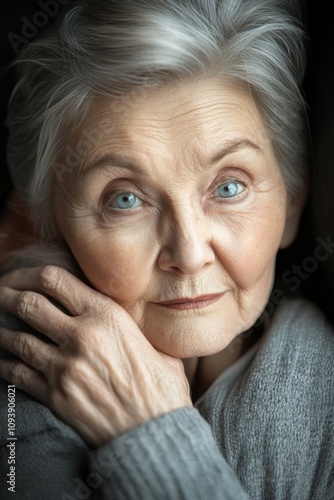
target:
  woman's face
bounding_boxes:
[54,78,298,358]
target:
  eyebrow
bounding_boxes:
[210,139,262,164]
[82,153,144,176]
[82,138,262,175]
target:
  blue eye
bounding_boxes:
[217,181,244,199]
[112,193,142,209]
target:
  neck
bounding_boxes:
[183,325,265,403]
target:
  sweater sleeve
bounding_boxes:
[87,407,250,500]
[0,382,250,500]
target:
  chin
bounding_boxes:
[143,319,240,359]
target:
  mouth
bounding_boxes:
[155,293,224,310]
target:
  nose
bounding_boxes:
[158,207,215,275]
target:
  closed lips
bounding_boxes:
[157,293,224,305]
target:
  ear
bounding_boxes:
[279,188,307,249]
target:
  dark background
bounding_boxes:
[0,0,73,206]
[1,0,333,320]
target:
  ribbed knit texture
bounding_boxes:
[87,407,250,499]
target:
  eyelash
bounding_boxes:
[211,177,248,202]
[102,190,143,212]
[101,175,249,216]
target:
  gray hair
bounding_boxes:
[6,0,308,238]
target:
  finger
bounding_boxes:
[0,265,106,316]
[0,327,57,373]
[0,359,49,404]
[0,286,75,347]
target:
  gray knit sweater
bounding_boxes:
[0,298,334,500]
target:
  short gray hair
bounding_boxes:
[6,0,308,238]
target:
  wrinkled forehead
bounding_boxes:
[63,78,276,177]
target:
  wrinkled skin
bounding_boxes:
[0,79,303,446]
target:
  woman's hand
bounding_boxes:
[0,266,192,447]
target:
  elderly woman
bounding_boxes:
[0,0,333,498]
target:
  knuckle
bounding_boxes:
[16,291,38,319]
[11,363,28,386]
[12,334,49,371]
[39,265,63,293]
[13,333,32,357]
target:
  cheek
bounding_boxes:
[68,229,158,301]
[214,202,286,289]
